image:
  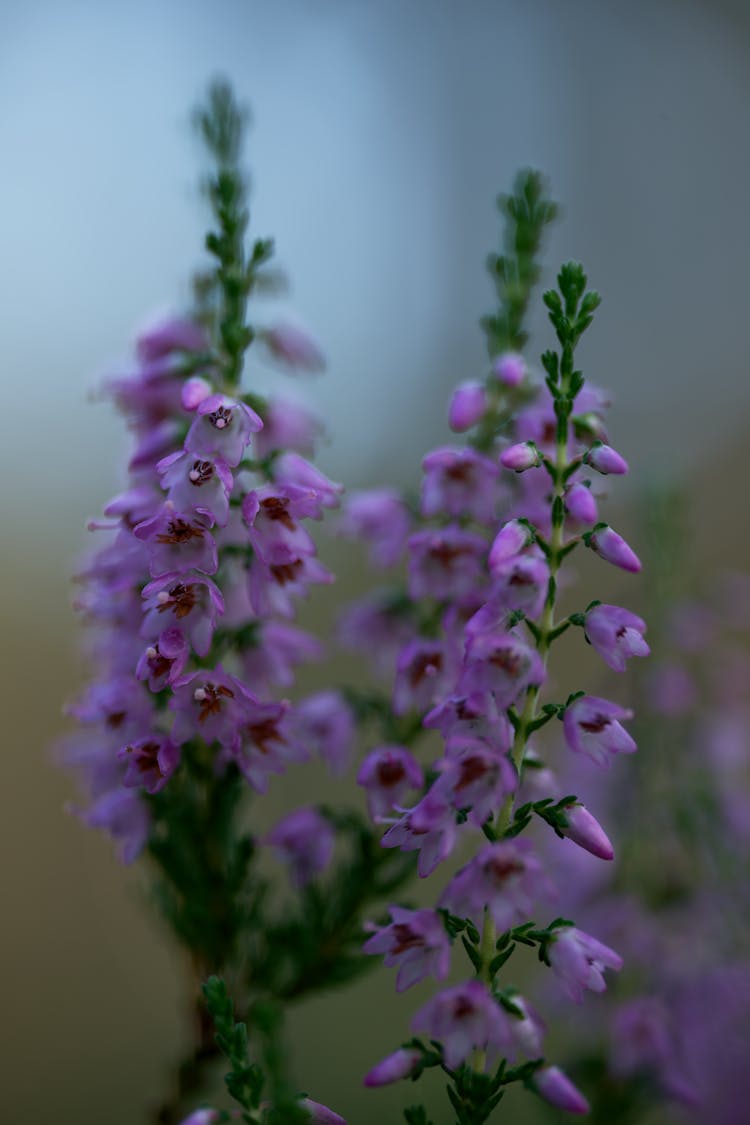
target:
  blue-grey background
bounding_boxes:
[3,1,749,1121]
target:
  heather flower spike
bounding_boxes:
[358,173,641,1122]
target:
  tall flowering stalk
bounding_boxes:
[351,173,646,1122]
[63,82,406,1125]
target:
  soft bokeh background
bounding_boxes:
[3,0,750,1121]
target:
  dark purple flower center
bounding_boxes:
[429,542,471,569]
[580,714,610,734]
[485,856,525,883]
[260,496,296,530]
[270,560,304,586]
[377,759,406,787]
[126,740,163,777]
[159,583,197,618]
[453,996,477,1020]
[106,710,126,729]
[147,646,172,678]
[208,406,233,429]
[157,518,204,545]
[455,754,491,791]
[196,683,235,722]
[391,924,425,954]
[489,648,524,676]
[409,652,442,687]
[246,718,283,754]
[189,460,214,486]
[444,462,473,484]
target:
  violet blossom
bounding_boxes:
[266,807,335,888]
[363,906,451,991]
[563,694,636,767]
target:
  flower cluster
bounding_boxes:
[340,174,647,1119]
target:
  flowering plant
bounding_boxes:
[62,81,657,1123]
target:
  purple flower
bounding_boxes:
[134,506,218,576]
[449,382,487,431]
[559,801,614,861]
[364,1048,421,1087]
[548,925,623,1003]
[610,997,678,1081]
[532,1066,589,1114]
[421,448,500,524]
[266,807,334,888]
[412,980,516,1069]
[339,489,410,567]
[228,699,308,792]
[178,1109,220,1125]
[564,481,598,525]
[271,452,343,514]
[363,906,451,991]
[357,746,424,820]
[135,628,189,692]
[407,527,487,602]
[185,393,262,467]
[492,352,526,387]
[260,321,325,373]
[563,695,636,767]
[380,788,459,877]
[440,840,548,931]
[66,676,154,738]
[248,553,334,620]
[253,394,323,459]
[500,441,541,472]
[393,638,455,715]
[242,485,318,565]
[488,519,531,569]
[461,631,545,709]
[338,594,414,676]
[292,691,354,775]
[488,553,549,618]
[157,450,233,527]
[240,622,323,692]
[141,573,224,657]
[434,741,516,826]
[587,525,642,573]
[299,1099,346,1125]
[135,314,207,361]
[583,442,628,475]
[424,693,513,756]
[181,376,213,411]
[584,603,649,672]
[118,735,180,794]
[81,787,150,864]
[169,668,252,747]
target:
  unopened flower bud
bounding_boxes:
[449,382,487,431]
[584,442,629,475]
[560,801,614,861]
[488,519,529,570]
[500,442,541,472]
[533,1066,590,1114]
[565,482,598,525]
[587,526,641,573]
[492,352,526,387]
[181,376,213,411]
[299,1098,347,1124]
[364,1047,421,1087]
[262,322,325,373]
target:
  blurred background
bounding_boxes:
[3,0,750,1121]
